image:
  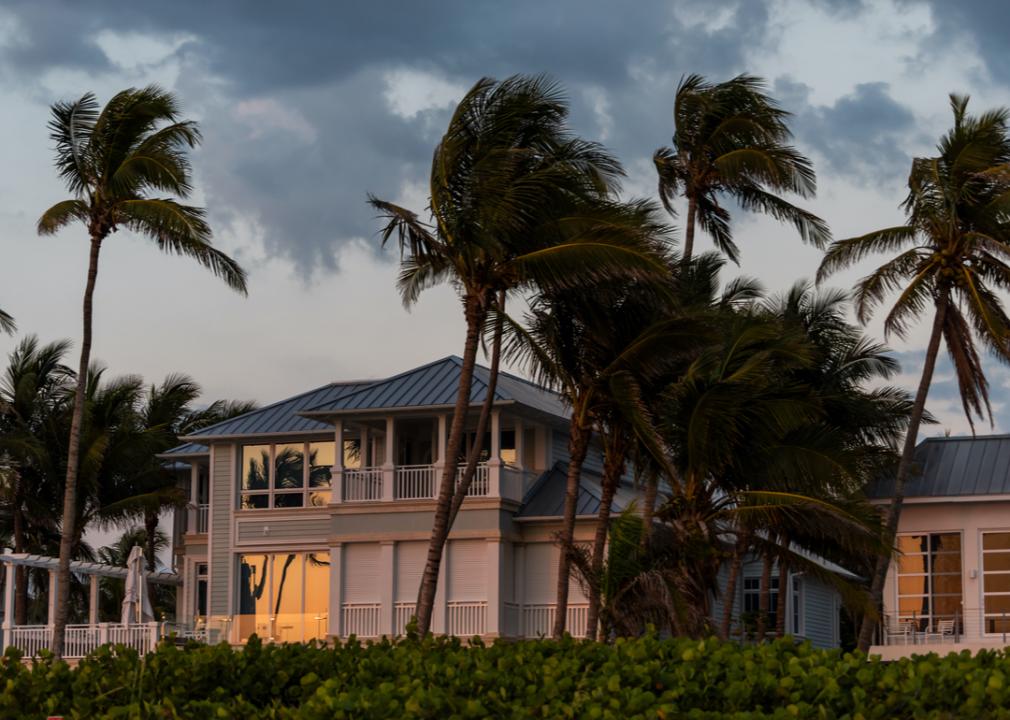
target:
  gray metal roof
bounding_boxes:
[517,462,640,518]
[160,442,208,457]
[302,356,568,419]
[867,434,1010,499]
[181,381,371,440]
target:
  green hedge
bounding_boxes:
[3,635,1010,719]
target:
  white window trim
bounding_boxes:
[791,575,804,637]
[893,530,963,627]
[238,441,334,509]
[979,529,1010,636]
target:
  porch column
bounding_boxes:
[486,540,504,637]
[331,419,344,504]
[514,418,525,471]
[188,464,199,532]
[488,409,502,497]
[89,575,100,625]
[360,426,370,467]
[382,417,395,501]
[47,570,57,627]
[380,541,395,636]
[514,544,526,638]
[329,544,343,639]
[434,414,447,470]
[2,560,14,634]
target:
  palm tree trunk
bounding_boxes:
[683,195,697,263]
[414,293,486,636]
[552,417,591,639]
[640,471,659,548]
[586,431,625,640]
[720,530,750,640]
[756,551,772,642]
[856,295,948,652]
[144,510,159,572]
[776,552,789,638]
[52,236,102,659]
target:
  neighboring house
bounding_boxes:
[164,355,846,646]
[868,434,1010,659]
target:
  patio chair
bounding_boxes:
[883,616,912,645]
[933,619,956,643]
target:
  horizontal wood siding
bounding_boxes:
[209,444,233,616]
[236,517,329,543]
[802,577,840,649]
[523,542,586,605]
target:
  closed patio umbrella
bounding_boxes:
[121,545,154,625]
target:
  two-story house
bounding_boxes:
[165,355,846,647]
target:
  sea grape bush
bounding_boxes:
[3,635,1010,719]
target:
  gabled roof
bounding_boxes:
[160,442,208,458]
[517,462,640,518]
[867,434,1010,499]
[301,356,568,420]
[181,381,372,440]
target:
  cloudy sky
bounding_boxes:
[1,0,1009,438]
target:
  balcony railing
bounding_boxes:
[186,503,209,533]
[396,465,435,499]
[6,622,162,659]
[874,610,1010,647]
[521,603,590,639]
[341,603,382,637]
[338,462,526,504]
[342,468,384,501]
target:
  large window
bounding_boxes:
[896,533,962,629]
[195,562,208,620]
[982,532,1010,633]
[237,552,330,642]
[743,576,778,631]
[240,441,334,509]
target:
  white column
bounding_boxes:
[486,540,504,637]
[488,410,502,497]
[2,560,14,632]
[331,419,344,505]
[329,544,343,640]
[514,419,525,471]
[382,416,395,501]
[433,545,448,635]
[380,542,395,636]
[47,570,57,627]
[89,575,100,625]
[188,464,199,532]
[434,415,448,470]
[515,544,526,638]
[360,426,370,467]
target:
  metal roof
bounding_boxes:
[867,434,1010,499]
[159,442,208,457]
[181,381,371,440]
[302,356,568,419]
[517,462,640,518]
[0,553,182,585]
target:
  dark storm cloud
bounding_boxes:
[914,1,1010,86]
[775,78,918,184]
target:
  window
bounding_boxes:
[239,442,334,508]
[982,532,1010,633]
[195,562,208,620]
[791,576,803,636]
[895,533,962,630]
[236,552,330,643]
[743,576,778,632]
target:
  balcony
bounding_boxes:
[186,503,209,533]
[870,610,1010,659]
[337,463,532,504]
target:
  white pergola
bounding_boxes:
[1,552,182,658]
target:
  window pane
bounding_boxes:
[242,445,270,491]
[985,595,1010,614]
[898,596,929,614]
[275,493,304,508]
[986,574,1010,594]
[984,553,1010,572]
[933,553,961,574]
[309,442,334,488]
[986,533,1010,551]
[305,552,330,641]
[987,617,1010,633]
[272,554,305,643]
[308,490,332,507]
[897,555,928,574]
[898,535,929,553]
[275,444,305,490]
[932,533,961,552]
[933,574,962,594]
[898,576,929,595]
[242,494,268,509]
[933,595,962,616]
[237,555,271,642]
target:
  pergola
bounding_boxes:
[1,551,182,658]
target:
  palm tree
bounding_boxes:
[818,94,1010,651]
[0,309,14,335]
[369,75,665,636]
[654,74,830,264]
[37,86,247,657]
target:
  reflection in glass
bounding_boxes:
[234,552,331,643]
[238,554,270,642]
[242,445,270,491]
[275,443,305,489]
[272,554,304,643]
[242,494,269,509]
[274,493,304,508]
[309,442,334,488]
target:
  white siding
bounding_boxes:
[343,543,381,603]
[209,445,233,616]
[802,577,840,649]
[395,541,427,603]
[448,539,486,601]
[523,543,586,605]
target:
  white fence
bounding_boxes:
[447,601,487,637]
[395,465,435,499]
[7,622,161,659]
[456,464,489,496]
[521,604,590,639]
[342,468,384,501]
[394,602,416,635]
[341,603,382,637]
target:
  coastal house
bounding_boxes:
[165,355,847,647]
[868,434,1010,659]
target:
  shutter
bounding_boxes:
[523,543,586,604]
[448,539,486,601]
[395,541,427,603]
[343,543,380,603]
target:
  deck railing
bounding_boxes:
[456,464,490,496]
[394,602,416,635]
[6,622,162,659]
[395,465,435,499]
[521,604,590,639]
[446,601,487,637]
[342,468,384,501]
[336,462,529,503]
[341,603,382,637]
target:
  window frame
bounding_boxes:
[980,530,1010,635]
[742,575,779,631]
[894,531,963,630]
[238,440,335,509]
[791,575,804,636]
[235,551,330,643]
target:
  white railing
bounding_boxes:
[189,503,210,533]
[394,602,416,635]
[6,622,162,659]
[343,468,384,501]
[521,604,590,639]
[395,465,436,499]
[342,603,382,637]
[456,463,490,496]
[447,601,487,637]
